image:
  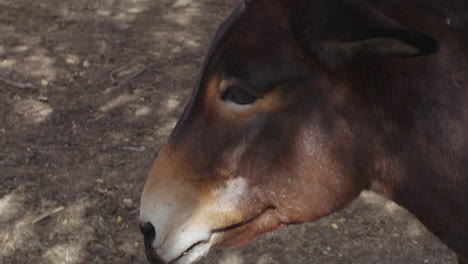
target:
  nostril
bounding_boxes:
[140,222,156,241]
[140,222,165,264]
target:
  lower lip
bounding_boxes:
[216,209,280,248]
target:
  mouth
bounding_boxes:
[145,206,277,264]
[212,205,276,234]
[145,232,214,264]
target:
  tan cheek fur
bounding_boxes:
[141,143,256,231]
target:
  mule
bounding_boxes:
[140,0,468,263]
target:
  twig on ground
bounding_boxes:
[123,146,146,152]
[109,63,155,85]
[0,76,36,89]
[129,208,140,215]
[32,206,65,224]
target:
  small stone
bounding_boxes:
[83,60,90,68]
[41,79,49,87]
[123,198,133,208]
[37,95,49,102]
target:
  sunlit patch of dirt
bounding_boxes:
[0,189,25,223]
[0,189,39,260]
[217,251,245,264]
[1,217,39,259]
[0,58,16,68]
[153,120,177,140]
[13,99,53,124]
[42,197,96,264]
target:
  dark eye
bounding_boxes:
[222,87,257,105]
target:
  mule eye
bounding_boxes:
[222,87,257,105]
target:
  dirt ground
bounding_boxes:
[0,0,459,263]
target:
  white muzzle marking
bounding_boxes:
[140,177,249,263]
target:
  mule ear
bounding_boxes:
[313,28,439,67]
[291,0,439,67]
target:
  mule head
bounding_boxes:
[140,0,437,263]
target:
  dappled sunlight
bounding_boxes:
[42,197,96,264]
[0,216,38,258]
[64,53,81,65]
[163,9,199,26]
[0,190,25,258]
[358,191,388,208]
[358,191,409,218]
[24,49,58,81]
[124,103,153,120]
[355,191,433,239]
[122,92,184,125]
[109,0,151,23]
[117,239,141,257]
[134,105,152,117]
[43,243,86,264]
[0,190,25,223]
[152,31,201,52]
[153,119,177,138]
[13,99,53,124]
[359,191,401,211]
[256,254,279,264]
[103,130,132,147]
[0,44,59,85]
[217,251,245,264]
[163,94,182,113]
[56,0,152,28]
[172,0,193,8]
[96,9,112,17]
[52,197,94,235]
[0,188,38,259]
[0,189,96,262]
[164,0,202,26]
[0,58,16,69]
[405,220,425,237]
[149,0,207,55]
[12,45,30,53]
[383,198,402,214]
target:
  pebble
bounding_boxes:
[83,60,90,68]
[123,198,133,208]
[37,95,49,102]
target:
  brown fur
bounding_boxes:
[140,0,468,263]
